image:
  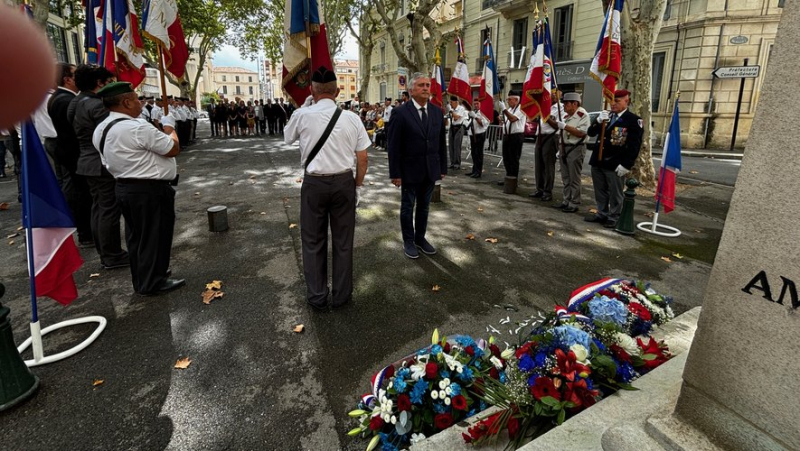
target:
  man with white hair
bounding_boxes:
[497,90,527,193]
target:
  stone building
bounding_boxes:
[262,60,282,101]
[335,59,361,102]
[212,66,261,102]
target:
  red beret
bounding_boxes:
[614,89,631,98]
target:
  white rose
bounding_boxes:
[501,348,515,360]
[614,332,639,356]
[569,344,590,363]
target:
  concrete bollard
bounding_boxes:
[503,176,517,194]
[207,205,229,232]
[431,181,442,203]
[615,178,639,235]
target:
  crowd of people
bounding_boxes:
[205,97,294,137]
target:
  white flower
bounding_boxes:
[490,356,504,369]
[410,433,426,445]
[501,348,515,360]
[438,380,447,390]
[443,377,451,386]
[439,390,446,399]
[445,387,452,396]
[570,344,590,364]
[391,415,397,425]
[443,353,464,372]
[614,332,639,355]
[444,397,451,406]
[410,361,427,381]
[431,390,439,400]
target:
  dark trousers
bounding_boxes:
[277,116,286,133]
[116,180,175,294]
[448,125,464,167]
[536,133,558,195]
[191,119,197,141]
[44,138,68,187]
[210,118,218,136]
[471,132,486,175]
[85,171,128,266]
[502,133,524,177]
[257,119,265,134]
[400,179,435,243]
[300,173,356,307]
[591,165,624,220]
[177,121,189,147]
[268,118,277,135]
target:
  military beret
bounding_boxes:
[507,90,521,98]
[385,97,392,102]
[145,96,154,100]
[97,81,135,98]
[311,66,337,83]
[614,89,631,98]
[137,95,144,100]
[449,96,458,101]
[563,92,581,103]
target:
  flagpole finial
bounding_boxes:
[542,0,548,15]
[534,3,540,20]
[435,47,441,65]
[675,91,681,100]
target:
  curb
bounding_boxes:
[652,150,743,160]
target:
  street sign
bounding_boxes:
[713,66,761,79]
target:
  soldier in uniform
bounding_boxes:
[91,82,185,296]
[585,89,643,228]
[553,92,591,213]
[446,96,466,170]
[151,98,164,129]
[467,99,489,178]
[188,100,198,142]
[497,90,527,191]
[284,67,370,312]
[531,95,565,202]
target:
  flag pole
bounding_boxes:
[157,42,170,115]
[304,0,313,65]
[654,90,680,217]
[596,0,615,162]
[542,1,567,159]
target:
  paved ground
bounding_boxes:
[0,122,734,450]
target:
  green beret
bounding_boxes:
[97,82,134,98]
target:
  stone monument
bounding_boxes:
[662,1,800,449]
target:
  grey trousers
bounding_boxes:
[449,125,464,167]
[535,133,559,195]
[559,144,586,207]
[300,172,356,307]
[590,165,624,220]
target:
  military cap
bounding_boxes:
[614,89,631,98]
[385,97,392,102]
[507,90,521,98]
[563,92,582,103]
[97,81,135,98]
[311,66,337,83]
[138,95,144,100]
[449,96,458,102]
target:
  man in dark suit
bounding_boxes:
[585,89,643,229]
[388,72,447,259]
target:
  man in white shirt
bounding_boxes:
[32,89,59,180]
[92,82,185,296]
[497,90,527,193]
[284,67,370,312]
[151,98,164,128]
[554,92,591,213]
[382,97,393,125]
[531,95,565,202]
[467,99,489,178]
[447,96,467,170]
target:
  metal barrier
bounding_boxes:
[485,125,504,167]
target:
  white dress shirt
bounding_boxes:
[472,111,489,135]
[506,105,527,134]
[92,111,177,180]
[151,105,163,122]
[451,104,467,126]
[284,99,371,175]
[383,105,393,122]
[32,91,57,142]
[539,102,565,134]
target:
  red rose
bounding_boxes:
[465,346,475,356]
[369,415,384,431]
[425,362,439,379]
[489,344,501,358]
[507,417,520,439]
[530,377,561,401]
[397,394,412,412]
[452,394,468,411]
[489,367,499,380]
[628,302,652,321]
[434,413,454,429]
[444,342,451,353]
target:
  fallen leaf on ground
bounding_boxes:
[660,256,672,263]
[260,211,266,215]
[694,229,702,233]
[17,226,23,231]
[296,178,303,183]
[432,285,441,293]
[193,192,200,196]
[477,207,484,212]
[485,237,499,244]
[174,357,192,369]
[589,208,598,214]
[672,253,684,259]
[546,231,554,237]
[447,191,455,195]
[7,233,19,239]
[644,212,654,218]
[249,180,256,184]
[369,182,375,185]
[293,324,304,333]
[466,233,475,240]
[8,240,14,245]
[0,203,9,210]
[205,280,222,290]
[89,273,100,278]
[92,379,104,387]
[689,170,699,174]
[202,290,225,304]
[249,174,256,179]
[289,223,297,229]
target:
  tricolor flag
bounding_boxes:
[430,48,446,109]
[522,21,554,121]
[655,101,682,214]
[590,0,624,103]
[446,36,471,104]
[83,0,102,64]
[477,34,499,120]
[21,123,83,306]
[282,0,333,107]
[99,0,146,87]
[142,0,189,79]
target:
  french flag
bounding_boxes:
[282,0,333,107]
[82,0,102,64]
[590,0,624,103]
[142,0,190,79]
[99,0,146,88]
[446,36,472,104]
[430,48,446,109]
[522,22,552,120]
[478,35,499,120]
[655,102,682,214]
[21,123,83,306]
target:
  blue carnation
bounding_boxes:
[592,338,607,353]
[616,361,636,383]
[394,378,407,393]
[450,382,462,396]
[630,318,652,337]
[499,371,507,384]
[588,296,629,326]
[518,354,535,372]
[527,373,538,388]
[534,351,549,368]
[553,325,591,350]
[458,367,474,382]
[431,344,443,355]
[397,368,410,379]
[410,381,427,404]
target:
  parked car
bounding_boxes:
[198,111,209,119]
[524,120,538,142]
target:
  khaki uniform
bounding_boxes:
[559,107,591,207]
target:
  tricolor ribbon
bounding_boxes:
[566,278,621,311]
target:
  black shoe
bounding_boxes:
[603,219,618,228]
[584,215,607,223]
[102,260,129,270]
[453,165,460,170]
[415,238,437,255]
[465,171,475,176]
[78,239,95,248]
[137,278,185,296]
[562,206,579,213]
[404,241,420,259]
[331,298,351,311]
[496,181,505,186]
[448,164,456,169]
[540,195,553,202]
[470,173,482,179]
[552,203,568,209]
[307,301,330,312]
[529,191,544,198]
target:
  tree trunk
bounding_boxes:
[359,45,373,99]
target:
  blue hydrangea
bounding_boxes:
[410,381,427,404]
[431,344,443,355]
[393,378,407,393]
[379,432,399,451]
[553,325,591,350]
[458,367,474,382]
[588,296,629,326]
[518,354,535,372]
[534,351,549,368]
[397,368,410,379]
[592,337,607,353]
[450,382,462,396]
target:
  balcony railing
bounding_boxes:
[506,48,528,70]
[552,40,574,62]
[371,63,388,73]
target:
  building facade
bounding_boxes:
[212,66,261,102]
[262,59,282,101]
[41,0,85,67]
[335,59,361,102]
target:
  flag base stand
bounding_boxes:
[16,316,107,367]
[637,212,682,237]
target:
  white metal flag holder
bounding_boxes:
[637,212,682,237]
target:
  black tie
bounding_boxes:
[420,107,427,124]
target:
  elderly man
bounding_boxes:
[387,72,447,259]
[497,90,527,193]
[92,82,185,296]
[284,67,370,312]
[531,92,565,202]
[446,96,467,170]
[553,92,591,213]
[467,99,490,178]
[585,89,643,228]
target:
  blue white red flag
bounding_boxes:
[282,0,333,107]
[99,0,146,87]
[655,102,682,213]
[21,123,83,305]
[478,34,499,120]
[430,48,446,109]
[447,36,472,104]
[83,0,102,64]
[590,0,624,103]
[142,0,189,79]
[522,21,554,121]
